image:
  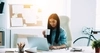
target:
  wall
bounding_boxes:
[96,0,100,30]
[71,0,96,46]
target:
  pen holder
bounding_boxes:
[18,48,24,53]
[17,42,25,53]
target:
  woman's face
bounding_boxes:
[49,18,57,28]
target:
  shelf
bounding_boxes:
[7,27,47,29]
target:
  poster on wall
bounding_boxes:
[9,4,43,27]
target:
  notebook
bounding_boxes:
[27,37,49,51]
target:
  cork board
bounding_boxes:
[9,4,43,27]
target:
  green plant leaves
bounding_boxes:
[92,39,100,49]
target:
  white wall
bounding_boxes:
[96,0,100,30]
[0,0,98,48]
[71,0,96,46]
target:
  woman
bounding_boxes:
[43,13,67,50]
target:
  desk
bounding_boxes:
[0,46,95,53]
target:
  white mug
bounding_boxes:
[45,29,50,35]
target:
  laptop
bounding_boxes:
[27,37,50,51]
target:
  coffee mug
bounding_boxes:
[45,29,50,35]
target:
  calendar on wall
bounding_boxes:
[9,4,43,27]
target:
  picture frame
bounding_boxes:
[0,31,5,46]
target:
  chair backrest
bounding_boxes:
[59,16,72,47]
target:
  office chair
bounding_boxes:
[59,16,72,47]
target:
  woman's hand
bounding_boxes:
[42,30,46,38]
[49,45,66,50]
[49,46,57,50]
[49,46,60,50]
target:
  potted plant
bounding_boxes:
[92,39,100,53]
